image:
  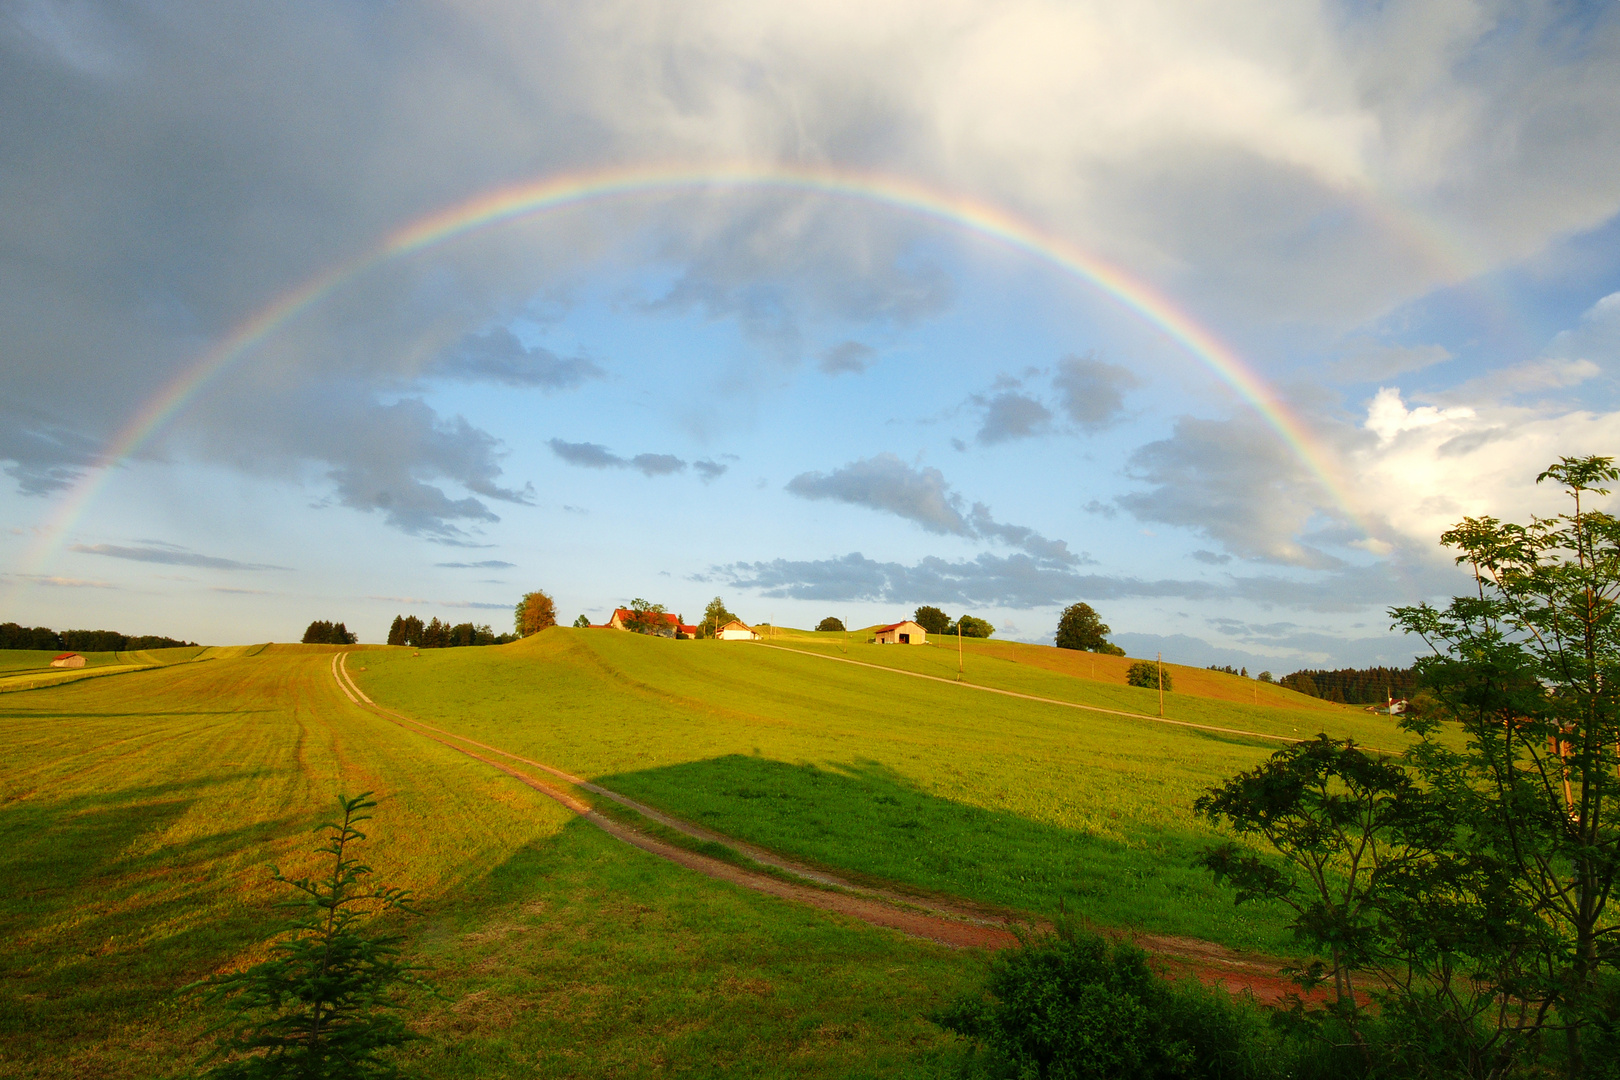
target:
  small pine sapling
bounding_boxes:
[190,792,434,1079]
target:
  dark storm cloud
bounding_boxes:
[432,327,604,390]
[547,439,688,477]
[69,543,289,571]
[785,453,1085,566]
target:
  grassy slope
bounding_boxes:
[353,629,1415,954]
[1,646,981,1079]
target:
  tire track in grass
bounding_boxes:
[332,653,1322,1000]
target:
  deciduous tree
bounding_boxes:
[703,596,736,636]
[1055,602,1121,653]
[625,598,671,637]
[953,614,995,638]
[816,617,845,632]
[514,591,556,637]
[913,605,951,635]
[1389,455,1620,1077]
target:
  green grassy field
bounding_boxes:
[4,628,1422,1077]
[351,629,1415,954]
[0,646,983,1079]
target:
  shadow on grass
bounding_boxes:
[593,755,1291,952]
[0,777,308,1048]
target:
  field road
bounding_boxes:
[334,652,1317,1002]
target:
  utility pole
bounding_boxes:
[1157,651,1165,717]
[957,619,964,681]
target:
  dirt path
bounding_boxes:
[334,653,1313,1000]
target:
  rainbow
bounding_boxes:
[18,161,1375,576]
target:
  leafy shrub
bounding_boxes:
[934,924,1270,1079]
[1126,661,1171,692]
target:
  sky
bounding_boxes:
[2,1,1619,670]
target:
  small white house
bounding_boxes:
[872,620,926,645]
[50,652,86,669]
[716,619,759,641]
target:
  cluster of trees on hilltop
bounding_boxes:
[1279,665,1419,704]
[913,606,996,638]
[0,622,197,651]
[302,621,358,645]
[386,615,516,648]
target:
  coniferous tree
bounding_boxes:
[191,793,432,1078]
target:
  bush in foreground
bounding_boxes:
[934,924,1271,1079]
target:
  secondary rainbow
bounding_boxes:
[20,161,1373,574]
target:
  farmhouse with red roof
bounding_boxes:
[606,608,699,639]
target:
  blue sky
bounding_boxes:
[3,1,1619,670]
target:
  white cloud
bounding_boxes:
[1347,388,1620,552]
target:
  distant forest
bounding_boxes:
[0,622,198,652]
[1280,666,1420,704]
[386,615,517,649]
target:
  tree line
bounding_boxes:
[0,621,197,651]
[1278,665,1420,704]
[385,615,516,648]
